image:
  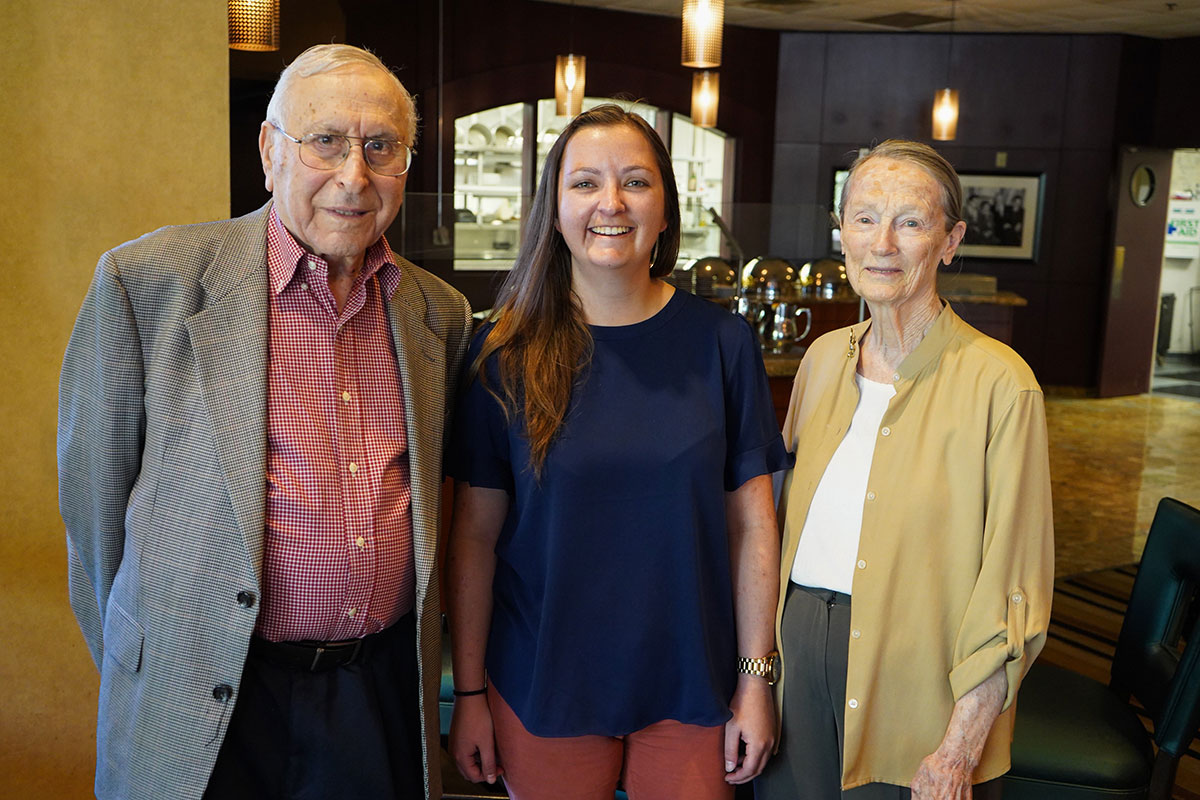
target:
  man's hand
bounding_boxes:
[723,675,776,784]
[450,694,503,785]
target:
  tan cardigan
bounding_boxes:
[775,303,1054,789]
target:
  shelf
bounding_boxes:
[454,184,523,197]
[455,221,521,230]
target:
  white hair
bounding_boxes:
[265,43,418,146]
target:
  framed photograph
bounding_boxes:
[958,173,1043,260]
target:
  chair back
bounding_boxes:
[1110,497,1200,758]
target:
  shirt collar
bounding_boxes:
[843,300,962,383]
[266,207,401,297]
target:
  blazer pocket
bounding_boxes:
[104,599,145,673]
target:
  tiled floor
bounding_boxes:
[1048,380,1200,576]
[1153,353,1200,401]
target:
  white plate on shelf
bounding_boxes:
[467,123,492,146]
[493,125,517,147]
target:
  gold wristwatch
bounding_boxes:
[737,650,780,685]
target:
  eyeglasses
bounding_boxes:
[269,122,413,176]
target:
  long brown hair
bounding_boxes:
[472,104,681,478]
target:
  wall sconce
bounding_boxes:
[682,0,724,68]
[691,71,719,128]
[228,0,279,52]
[932,88,959,141]
[555,54,586,117]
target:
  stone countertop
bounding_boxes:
[762,351,805,378]
[942,291,1028,306]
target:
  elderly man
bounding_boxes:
[58,44,471,800]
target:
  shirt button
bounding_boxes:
[848,698,859,709]
[356,536,366,548]
[851,629,862,639]
[881,427,891,436]
[348,608,357,618]
[1012,593,1023,604]
[866,491,876,501]
[857,560,867,570]
[892,373,900,381]
[342,390,352,403]
[348,462,358,474]
[307,260,317,271]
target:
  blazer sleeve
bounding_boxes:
[57,250,146,670]
[948,387,1055,709]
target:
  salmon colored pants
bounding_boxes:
[489,685,734,800]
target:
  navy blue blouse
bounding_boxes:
[447,289,789,737]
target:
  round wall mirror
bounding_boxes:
[1129,165,1156,207]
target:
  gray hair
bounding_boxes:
[265,43,418,147]
[838,139,963,231]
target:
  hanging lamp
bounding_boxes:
[932,0,959,140]
[555,54,586,117]
[682,0,724,68]
[228,0,279,52]
[691,71,719,128]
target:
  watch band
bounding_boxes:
[738,649,780,685]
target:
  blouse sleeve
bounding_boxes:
[947,387,1055,710]
[722,316,793,491]
[445,332,516,494]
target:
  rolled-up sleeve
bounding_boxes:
[948,388,1055,709]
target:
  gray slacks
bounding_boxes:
[755,583,1001,800]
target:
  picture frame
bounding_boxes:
[957,173,1043,260]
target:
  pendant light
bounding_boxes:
[555,2,585,117]
[932,0,959,141]
[228,0,279,52]
[691,70,719,128]
[555,54,586,117]
[682,0,724,69]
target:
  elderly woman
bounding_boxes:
[445,105,788,799]
[756,140,1054,800]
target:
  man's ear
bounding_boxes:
[258,122,276,193]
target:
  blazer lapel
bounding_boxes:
[386,260,446,609]
[185,209,271,587]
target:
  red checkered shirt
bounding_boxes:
[256,209,414,642]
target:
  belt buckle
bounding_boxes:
[308,638,364,671]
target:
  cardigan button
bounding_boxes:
[212,684,233,703]
[236,591,256,608]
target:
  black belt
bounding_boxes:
[250,635,369,672]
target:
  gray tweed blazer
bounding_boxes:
[57,203,471,800]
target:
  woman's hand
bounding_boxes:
[910,745,976,799]
[450,694,503,784]
[910,667,1007,799]
[723,674,776,784]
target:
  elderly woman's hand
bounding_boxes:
[910,668,1007,799]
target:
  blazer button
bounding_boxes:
[236,591,256,608]
[212,684,233,703]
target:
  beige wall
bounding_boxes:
[0,1,229,795]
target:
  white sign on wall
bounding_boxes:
[1165,200,1200,259]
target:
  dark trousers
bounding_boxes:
[204,613,423,800]
[756,585,1002,800]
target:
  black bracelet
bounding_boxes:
[452,685,488,697]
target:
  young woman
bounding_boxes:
[445,105,788,800]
